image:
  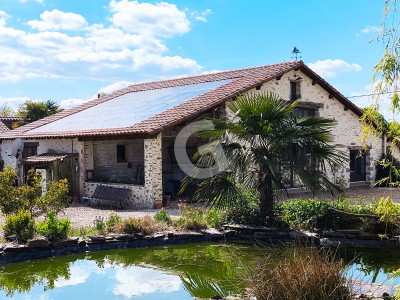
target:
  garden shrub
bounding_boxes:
[0,166,69,217]
[275,199,330,229]
[37,211,70,242]
[105,214,122,232]
[116,215,166,235]
[154,208,172,224]
[3,210,35,243]
[274,198,379,231]
[93,216,106,235]
[174,206,208,230]
[205,208,224,228]
[221,192,261,225]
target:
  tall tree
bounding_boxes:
[0,105,15,116]
[16,100,62,126]
[181,92,345,223]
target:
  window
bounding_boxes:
[295,108,315,118]
[117,145,126,163]
[290,81,301,100]
[22,143,38,159]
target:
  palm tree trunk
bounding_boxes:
[259,173,274,224]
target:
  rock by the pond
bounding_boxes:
[88,235,106,243]
[109,233,136,241]
[322,230,346,238]
[27,238,50,248]
[52,237,79,248]
[202,228,223,239]
[3,243,28,253]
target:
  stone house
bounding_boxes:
[0,60,393,208]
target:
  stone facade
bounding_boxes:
[241,70,388,187]
[144,133,163,207]
[83,181,147,209]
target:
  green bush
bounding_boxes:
[106,214,122,232]
[3,210,35,243]
[0,166,69,217]
[174,206,208,230]
[220,192,261,225]
[37,211,70,242]
[205,208,224,228]
[274,198,382,231]
[93,216,106,235]
[275,199,330,229]
[154,208,172,224]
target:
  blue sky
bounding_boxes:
[0,0,389,116]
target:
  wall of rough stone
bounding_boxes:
[239,70,386,187]
[91,139,144,181]
[83,181,147,209]
[144,133,163,207]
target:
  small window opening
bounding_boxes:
[290,81,301,100]
[117,145,126,163]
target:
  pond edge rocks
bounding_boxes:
[1,225,399,265]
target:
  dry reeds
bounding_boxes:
[245,246,352,300]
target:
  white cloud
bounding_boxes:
[97,80,134,94]
[0,96,28,110]
[360,25,380,34]
[113,266,181,297]
[109,0,190,37]
[18,0,45,4]
[28,9,87,31]
[59,98,89,108]
[191,9,212,23]
[0,3,201,83]
[308,59,362,78]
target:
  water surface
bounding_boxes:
[1,242,399,299]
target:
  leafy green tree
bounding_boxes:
[181,92,345,223]
[16,100,62,126]
[0,165,69,217]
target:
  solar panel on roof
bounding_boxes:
[28,79,231,133]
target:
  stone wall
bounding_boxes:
[83,182,147,209]
[239,70,387,187]
[91,139,144,181]
[144,133,163,207]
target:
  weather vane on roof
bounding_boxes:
[291,47,301,60]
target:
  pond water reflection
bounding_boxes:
[0,242,400,299]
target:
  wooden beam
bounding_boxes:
[329,94,334,99]
[256,84,262,90]
[312,79,317,85]
[276,75,282,80]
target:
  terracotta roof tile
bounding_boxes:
[0,121,9,133]
[0,60,361,140]
[23,153,78,163]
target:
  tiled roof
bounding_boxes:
[23,153,78,163]
[0,116,20,122]
[0,121,9,133]
[0,60,362,140]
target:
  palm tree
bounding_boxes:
[16,100,62,127]
[181,92,346,223]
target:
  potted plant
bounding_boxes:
[154,199,162,209]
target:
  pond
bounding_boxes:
[1,242,400,299]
